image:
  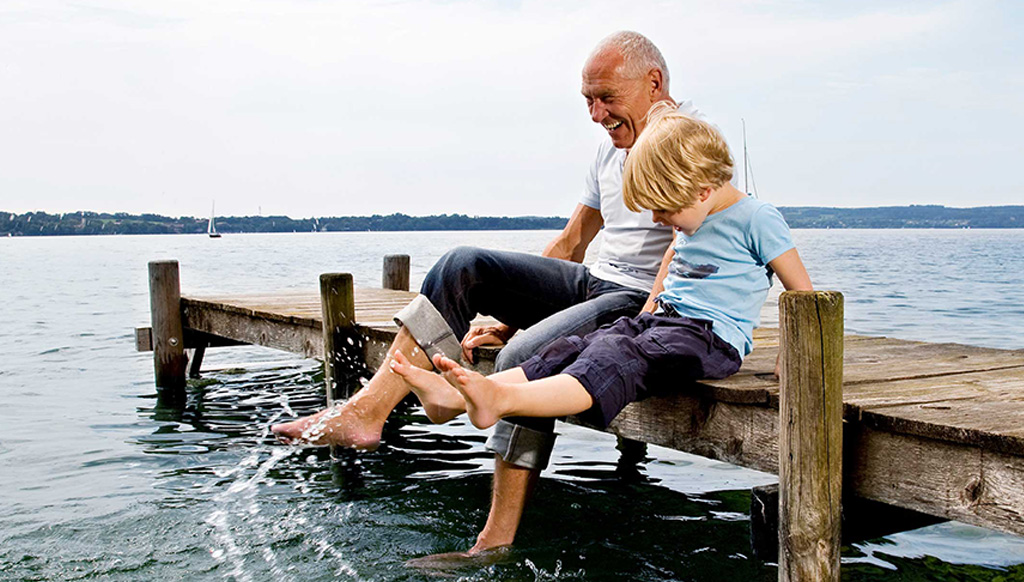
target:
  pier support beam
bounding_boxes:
[319,273,362,404]
[382,254,410,291]
[778,291,844,582]
[751,484,945,560]
[148,260,188,394]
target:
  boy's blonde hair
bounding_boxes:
[623,101,734,213]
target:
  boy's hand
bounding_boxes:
[461,324,514,364]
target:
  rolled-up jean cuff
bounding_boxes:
[485,420,557,470]
[393,295,464,365]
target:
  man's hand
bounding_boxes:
[461,324,514,364]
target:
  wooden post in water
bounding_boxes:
[148,260,188,393]
[778,290,844,582]
[320,273,357,404]
[382,254,410,291]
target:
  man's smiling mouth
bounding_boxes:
[603,120,623,131]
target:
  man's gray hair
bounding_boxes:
[592,31,670,91]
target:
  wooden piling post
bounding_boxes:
[148,260,188,393]
[319,273,358,403]
[778,291,844,582]
[382,254,410,291]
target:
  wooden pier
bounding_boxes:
[138,257,1024,581]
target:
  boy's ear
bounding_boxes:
[698,187,713,202]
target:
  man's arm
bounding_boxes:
[460,204,605,363]
[541,203,604,262]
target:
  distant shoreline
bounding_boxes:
[2,206,1023,236]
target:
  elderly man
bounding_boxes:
[273,30,715,556]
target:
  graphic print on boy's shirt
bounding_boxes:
[669,259,720,279]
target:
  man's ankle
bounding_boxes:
[472,531,514,553]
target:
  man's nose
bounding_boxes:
[590,101,606,123]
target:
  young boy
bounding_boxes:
[391,102,812,432]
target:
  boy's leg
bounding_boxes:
[432,354,594,429]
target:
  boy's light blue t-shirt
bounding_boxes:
[659,197,794,357]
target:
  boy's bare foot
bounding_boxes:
[271,400,382,450]
[389,350,466,423]
[432,354,508,430]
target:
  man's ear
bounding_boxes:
[647,68,664,99]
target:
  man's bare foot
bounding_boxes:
[405,545,512,571]
[270,400,382,450]
[389,349,466,423]
[432,354,509,430]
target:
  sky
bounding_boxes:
[1,0,1022,218]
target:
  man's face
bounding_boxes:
[582,49,659,149]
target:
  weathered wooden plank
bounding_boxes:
[603,393,1024,537]
[182,300,323,359]
[712,338,1024,409]
[135,327,248,352]
[854,372,1024,455]
[604,392,781,474]
[844,368,1024,410]
[135,327,153,352]
[847,426,1024,536]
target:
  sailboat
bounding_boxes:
[208,202,222,238]
[742,118,758,198]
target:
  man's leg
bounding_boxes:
[474,290,647,551]
[273,247,594,449]
[472,459,539,550]
[420,246,596,339]
[271,326,436,448]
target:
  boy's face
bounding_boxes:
[651,203,710,237]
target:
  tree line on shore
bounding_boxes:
[1,206,1022,236]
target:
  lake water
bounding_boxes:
[2,229,1024,581]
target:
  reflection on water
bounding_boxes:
[2,230,1024,580]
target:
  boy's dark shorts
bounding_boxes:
[519,312,742,428]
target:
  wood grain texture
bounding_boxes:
[182,300,322,358]
[148,260,187,391]
[778,291,844,582]
[847,426,1024,536]
[320,273,358,403]
[382,254,410,291]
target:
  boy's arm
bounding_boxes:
[767,248,814,377]
[641,244,675,314]
[769,248,813,293]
